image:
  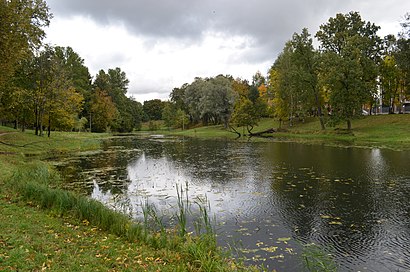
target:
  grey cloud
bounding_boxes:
[48,0,407,64]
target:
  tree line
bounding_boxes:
[161,11,410,132]
[0,0,145,135]
[1,1,410,135]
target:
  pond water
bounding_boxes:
[54,136,410,271]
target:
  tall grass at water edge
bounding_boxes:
[5,161,239,271]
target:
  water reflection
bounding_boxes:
[55,136,410,271]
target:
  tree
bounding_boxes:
[53,46,91,119]
[291,28,326,129]
[316,11,382,130]
[0,0,51,92]
[230,98,259,135]
[143,99,164,121]
[379,55,401,113]
[162,102,176,129]
[92,68,140,132]
[184,77,206,124]
[198,75,237,128]
[269,42,300,127]
[395,14,410,101]
[90,89,118,132]
[170,84,188,112]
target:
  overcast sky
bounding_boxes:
[45,0,410,102]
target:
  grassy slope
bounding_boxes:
[0,196,186,272]
[0,129,251,272]
[163,114,410,150]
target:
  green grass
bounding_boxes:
[0,129,109,156]
[148,115,410,150]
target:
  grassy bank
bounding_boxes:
[161,114,410,150]
[0,128,254,271]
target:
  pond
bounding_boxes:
[53,136,410,271]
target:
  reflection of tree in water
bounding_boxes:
[56,143,141,195]
[264,143,410,271]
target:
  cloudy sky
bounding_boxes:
[45,0,410,102]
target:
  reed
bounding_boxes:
[176,182,189,237]
[302,243,338,272]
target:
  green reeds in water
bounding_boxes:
[176,182,189,237]
[302,243,338,272]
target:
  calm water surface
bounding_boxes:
[54,136,410,271]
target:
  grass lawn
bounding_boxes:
[149,114,410,150]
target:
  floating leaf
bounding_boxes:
[329,221,342,225]
[261,246,278,253]
[277,237,291,244]
[269,254,285,260]
[320,215,332,219]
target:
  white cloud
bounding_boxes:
[46,16,269,102]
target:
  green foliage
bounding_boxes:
[148,120,161,131]
[143,99,164,121]
[269,42,300,125]
[90,89,118,132]
[0,0,51,91]
[184,75,238,128]
[230,98,260,130]
[316,11,382,129]
[91,68,142,132]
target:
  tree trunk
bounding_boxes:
[35,106,39,136]
[47,112,51,137]
[315,93,325,130]
[347,119,352,130]
[229,125,241,138]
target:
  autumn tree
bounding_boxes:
[90,89,118,132]
[0,0,51,93]
[316,11,382,130]
[269,42,301,127]
[230,98,259,135]
[53,46,91,117]
[93,68,141,132]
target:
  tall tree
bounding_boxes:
[93,68,139,132]
[395,14,410,101]
[291,28,326,129]
[0,0,51,92]
[316,11,382,130]
[199,75,237,128]
[269,42,300,127]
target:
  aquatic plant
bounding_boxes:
[302,243,338,272]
